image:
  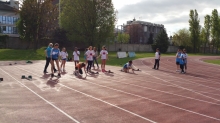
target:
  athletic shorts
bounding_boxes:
[62,58,67,61]
[52,58,58,61]
[176,61,180,65]
[75,67,83,74]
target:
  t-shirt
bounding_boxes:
[176,52,181,62]
[182,53,188,63]
[100,50,108,59]
[155,52,160,59]
[46,46,52,58]
[86,50,95,61]
[179,53,185,65]
[60,51,68,59]
[51,48,60,59]
[94,51,98,57]
[73,51,80,61]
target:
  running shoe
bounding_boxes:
[58,73,61,77]
[51,74,54,77]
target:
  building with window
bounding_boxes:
[124,18,164,44]
[0,0,19,37]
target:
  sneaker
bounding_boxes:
[43,71,48,73]
[58,73,61,77]
[54,69,57,73]
[51,74,54,77]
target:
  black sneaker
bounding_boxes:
[51,74,54,77]
[43,71,48,73]
[58,73,61,77]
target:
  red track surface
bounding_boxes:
[0,56,220,123]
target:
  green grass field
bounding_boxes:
[204,59,220,65]
[0,48,218,66]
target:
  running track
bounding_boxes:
[0,56,219,123]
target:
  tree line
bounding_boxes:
[16,0,116,50]
[173,9,220,53]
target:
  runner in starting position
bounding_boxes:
[122,60,135,73]
[74,62,87,77]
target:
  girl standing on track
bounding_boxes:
[73,47,80,67]
[152,48,160,70]
[98,46,108,72]
[86,46,95,72]
[176,49,181,72]
[93,47,99,69]
[183,49,188,73]
[179,50,185,74]
[60,47,68,72]
[51,43,61,77]
[43,43,57,73]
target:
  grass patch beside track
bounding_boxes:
[0,48,218,66]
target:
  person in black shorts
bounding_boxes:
[74,63,86,77]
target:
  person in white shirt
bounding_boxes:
[60,47,68,72]
[98,46,108,72]
[73,47,80,67]
[86,46,95,72]
[152,48,160,70]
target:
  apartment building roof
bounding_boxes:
[0,2,16,12]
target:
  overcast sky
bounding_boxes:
[112,0,220,36]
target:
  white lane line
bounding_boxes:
[14,66,157,123]
[16,66,220,121]
[93,77,220,106]
[164,58,220,82]
[0,68,80,123]
[140,60,220,102]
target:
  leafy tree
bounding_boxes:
[172,28,191,48]
[203,15,211,53]
[117,33,130,44]
[200,27,206,52]
[151,29,169,53]
[60,0,116,48]
[17,0,58,49]
[210,9,220,53]
[189,9,200,53]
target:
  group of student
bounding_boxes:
[43,43,109,77]
[176,48,188,73]
[152,48,188,74]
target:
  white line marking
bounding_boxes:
[16,66,220,121]
[14,66,157,123]
[0,68,80,123]
[140,60,220,102]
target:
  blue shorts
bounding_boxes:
[123,64,128,69]
[52,58,58,61]
[62,58,67,61]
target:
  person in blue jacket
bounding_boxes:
[51,43,61,77]
[179,50,185,74]
[43,43,57,73]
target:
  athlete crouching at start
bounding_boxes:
[74,62,87,77]
[122,60,135,73]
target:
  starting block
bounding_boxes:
[21,75,32,80]
[0,78,3,81]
